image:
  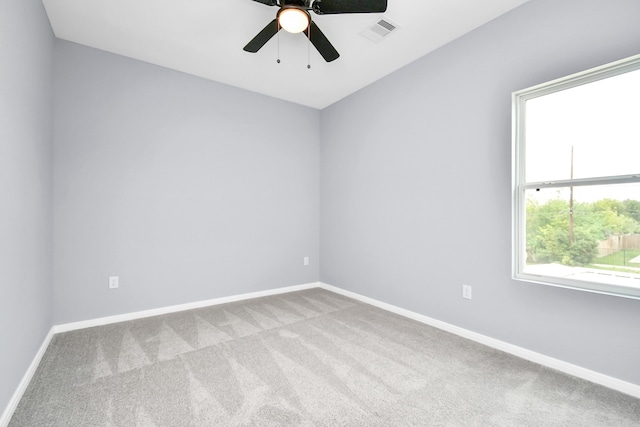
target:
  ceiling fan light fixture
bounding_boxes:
[278,8,310,33]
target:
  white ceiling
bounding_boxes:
[42,0,530,109]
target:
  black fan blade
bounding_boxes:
[303,21,339,62]
[251,0,277,6]
[243,19,279,53]
[313,0,387,14]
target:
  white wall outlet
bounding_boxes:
[303,257,310,266]
[109,276,119,289]
[462,284,472,300]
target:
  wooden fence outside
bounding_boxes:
[597,234,640,257]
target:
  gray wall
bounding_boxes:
[53,42,320,323]
[320,0,640,386]
[0,0,54,413]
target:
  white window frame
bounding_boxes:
[512,54,640,300]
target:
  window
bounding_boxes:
[513,54,640,299]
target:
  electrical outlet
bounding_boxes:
[303,257,310,266]
[462,284,472,300]
[109,276,119,289]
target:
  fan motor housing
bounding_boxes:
[281,0,308,7]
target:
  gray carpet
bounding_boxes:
[10,288,640,426]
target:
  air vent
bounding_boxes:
[361,17,400,43]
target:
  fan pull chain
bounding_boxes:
[277,21,281,64]
[307,23,311,69]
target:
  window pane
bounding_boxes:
[524,183,640,290]
[525,68,640,183]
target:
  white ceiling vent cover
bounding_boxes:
[361,17,400,43]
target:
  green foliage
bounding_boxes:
[621,200,640,230]
[567,231,599,265]
[591,199,638,235]
[526,196,640,266]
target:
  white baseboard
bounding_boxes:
[319,282,640,399]
[53,282,320,333]
[0,327,55,427]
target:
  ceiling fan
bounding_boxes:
[243,0,388,62]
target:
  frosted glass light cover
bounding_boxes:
[279,8,309,33]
